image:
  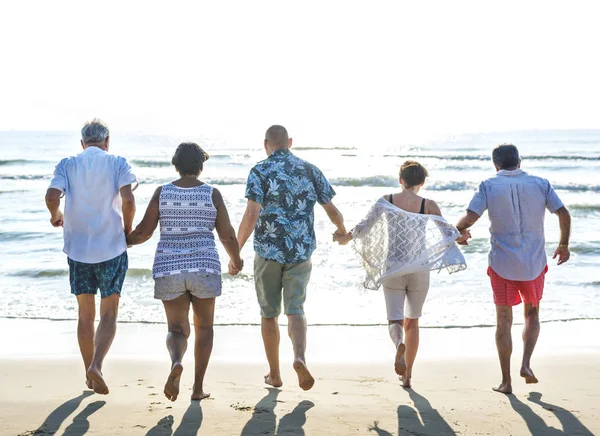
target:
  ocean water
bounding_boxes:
[1,130,599,327]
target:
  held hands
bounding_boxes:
[553,245,570,265]
[456,229,472,246]
[228,259,244,276]
[50,211,64,227]
[332,231,352,245]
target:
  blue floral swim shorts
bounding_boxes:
[67,251,128,298]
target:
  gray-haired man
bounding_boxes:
[456,143,571,394]
[45,119,137,394]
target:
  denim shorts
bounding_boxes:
[154,271,222,301]
[67,251,128,299]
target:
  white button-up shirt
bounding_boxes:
[468,169,564,281]
[48,146,137,264]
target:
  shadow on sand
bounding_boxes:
[368,389,456,436]
[507,391,594,436]
[62,401,106,436]
[240,388,314,436]
[19,391,96,436]
[146,401,203,436]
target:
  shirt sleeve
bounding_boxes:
[245,168,264,204]
[467,182,488,216]
[48,158,68,194]
[117,157,137,189]
[311,166,336,205]
[545,181,564,213]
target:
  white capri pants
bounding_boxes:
[383,271,430,320]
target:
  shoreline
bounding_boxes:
[3,314,600,328]
[2,318,599,362]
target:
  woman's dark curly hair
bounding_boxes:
[399,160,429,188]
[172,142,210,176]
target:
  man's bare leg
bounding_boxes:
[493,305,513,394]
[87,293,119,395]
[288,314,314,391]
[162,294,191,402]
[191,296,215,401]
[520,303,540,384]
[262,317,283,387]
[76,295,96,389]
[402,318,420,388]
[388,320,406,377]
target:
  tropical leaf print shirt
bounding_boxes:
[245,149,336,264]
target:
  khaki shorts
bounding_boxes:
[154,271,222,301]
[254,255,312,318]
[383,271,430,320]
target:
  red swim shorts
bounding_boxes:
[487,265,548,307]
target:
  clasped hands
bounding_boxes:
[228,259,244,276]
[332,230,352,245]
[455,229,472,245]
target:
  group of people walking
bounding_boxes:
[45,119,571,402]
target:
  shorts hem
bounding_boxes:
[100,289,121,299]
[71,289,97,296]
[284,309,305,316]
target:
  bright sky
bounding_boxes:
[1,1,599,147]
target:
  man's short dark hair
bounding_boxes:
[171,142,209,176]
[492,143,521,170]
[400,160,429,188]
[265,125,289,147]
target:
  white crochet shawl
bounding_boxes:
[352,197,467,290]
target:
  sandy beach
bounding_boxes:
[1,318,598,435]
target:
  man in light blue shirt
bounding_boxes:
[456,143,571,394]
[45,119,137,395]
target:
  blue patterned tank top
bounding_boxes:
[152,183,221,278]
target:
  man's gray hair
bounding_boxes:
[492,143,521,170]
[81,118,110,144]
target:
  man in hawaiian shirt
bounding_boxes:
[236,125,347,391]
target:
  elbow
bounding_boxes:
[45,191,60,206]
[220,231,238,245]
[122,195,135,206]
[556,206,570,219]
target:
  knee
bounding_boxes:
[169,322,191,339]
[525,306,539,320]
[78,309,95,325]
[496,307,513,327]
[388,320,404,327]
[404,318,419,331]
[194,324,213,339]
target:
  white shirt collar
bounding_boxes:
[497,168,524,177]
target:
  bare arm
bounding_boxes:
[456,210,480,232]
[321,201,347,235]
[455,210,480,245]
[426,199,442,217]
[553,206,571,265]
[45,188,64,227]
[126,187,160,246]
[120,184,136,235]
[237,199,262,251]
[212,189,243,273]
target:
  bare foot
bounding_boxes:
[520,367,539,384]
[264,373,283,388]
[87,367,109,395]
[492,382,512,394]
[293,359,315,391]
[85,377,93,390]
[191,387,210,401]
[164,362,184,402]
[400,373,411,389]
[394,343,406,377]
